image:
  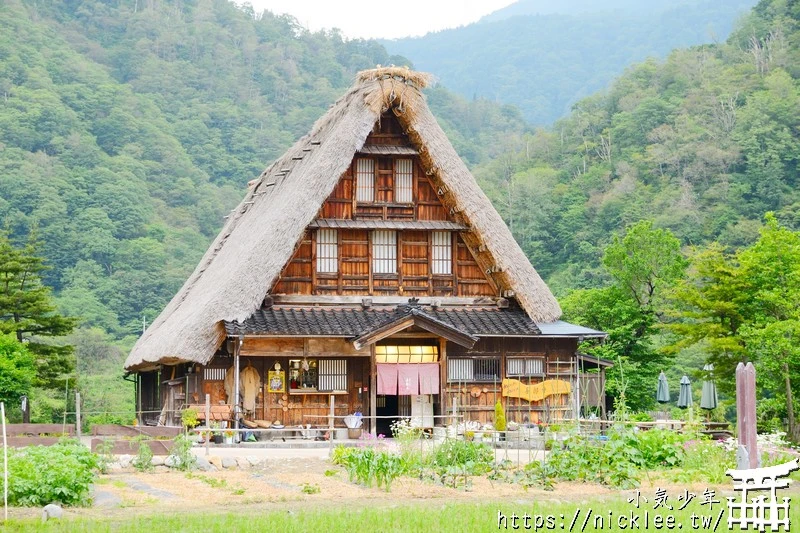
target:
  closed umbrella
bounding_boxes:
[656,371,670,403]
[677,375,693,409]
[700,364,718,410]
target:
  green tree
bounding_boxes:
[671,214,800,439]
[0,231,77,389]
[603,220,687,310]
[0,333,36,409]
[563,221,686,412]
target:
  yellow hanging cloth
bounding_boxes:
[502,378,571,402]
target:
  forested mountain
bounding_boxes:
[480,0,732,21]
[472,0,800,296]
[385,0,758,124]
[0,0,527,340]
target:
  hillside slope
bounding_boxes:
[472,0,800,293]
[0,0,527,337]
[385,0,757,124]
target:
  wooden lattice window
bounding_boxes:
[395,158,413,203]
[316,229,338,273]
[372,230,397,274]
[506,357,545,377]
[318,359,347,392]
[355,158,374,202]
[431,231,452,275]
[447,357,500,383]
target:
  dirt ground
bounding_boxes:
[6,453,763,523]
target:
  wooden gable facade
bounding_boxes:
[272,113,496,299]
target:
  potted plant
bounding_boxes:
[209,421,223,444]
[494,400,506,441]
[223,429,235,444]
[464,430,475,442]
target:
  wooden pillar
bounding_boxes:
[370,345,377,436]
[329,394,335,431]
[21,395,30,424]
[205,394,210,457]
[233,336,242,433]
[75,392,81,439]
[736,362,758,469]
[439,337,447,427]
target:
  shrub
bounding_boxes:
[132,437,154,472]
[95,438,115,474]
[6,440,98,506]
[431,440,493,475]
[634,429,689,468]
[494,400,506,432]
[181,408,199,431]
[333,447,404,491]
[533,426,642,489]
[672,439,735,484]
[170,434,197,471]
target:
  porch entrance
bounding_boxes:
[376,395,435,436]
[373,340,441,435]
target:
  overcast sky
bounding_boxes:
[237,0,516,40]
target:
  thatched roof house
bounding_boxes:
[126,68,606,431]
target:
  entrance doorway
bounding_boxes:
[376,394,398,436]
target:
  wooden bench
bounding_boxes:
[186,404,234,423]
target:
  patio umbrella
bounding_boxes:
[656,371,670,403]
[677,375,693,409]
[700,364,718,410]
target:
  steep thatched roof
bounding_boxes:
[124,67,561,371]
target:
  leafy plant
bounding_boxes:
[336,447,404,491]
[181,408,199,431]
[170,434,197,471]
[6,440,98,506]
[95,438,115,474]
[301,483,321,495]
[186,473,227,489]
[671,439,735,484]
[431,440,493,475]
[131,437,154,472]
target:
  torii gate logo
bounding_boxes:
[727,459,798,531]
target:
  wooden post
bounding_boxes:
[736,362,759,469]
[205,394,211,457]
[439,337,447,428]
[2,401,7,522]
[329,394,335,431]
[135,374,141,425]
[21,395,29,424]
[370,345,377,436]
[233,336,242,435]
[75,392,81,439]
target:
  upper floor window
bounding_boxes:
[355,158,374,202]
[372,230,397,274]
[316,229,338,273]
[431,231,452,275]
[395,159,413,203]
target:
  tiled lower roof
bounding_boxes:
[224,305,543,337]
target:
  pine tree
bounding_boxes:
[0,230,77,389]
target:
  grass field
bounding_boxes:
[5,496,800,532]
